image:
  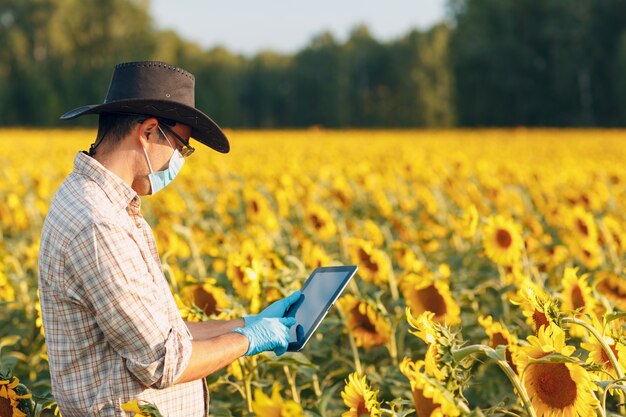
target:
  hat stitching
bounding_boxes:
[114,61,194,81]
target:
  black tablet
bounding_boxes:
[285,265,358,352]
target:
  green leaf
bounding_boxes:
[484,345,507,362]
[527,352,579,364]
[605,311,626,324]
[314,383,340,417]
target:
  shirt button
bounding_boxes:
[136,221,142,228]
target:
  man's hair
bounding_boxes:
[90,112,163,155]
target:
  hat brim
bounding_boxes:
[60,99,230,153]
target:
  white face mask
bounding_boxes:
[142,126,185,195]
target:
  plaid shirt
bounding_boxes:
[38,152,208,417]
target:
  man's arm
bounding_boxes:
[184,318,244,341]
[173,331,249,384]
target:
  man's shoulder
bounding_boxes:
[44,172,124,238]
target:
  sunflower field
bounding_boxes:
[1,128,626,417]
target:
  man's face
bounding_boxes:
[151,123,193,171]
[134,119,193,196]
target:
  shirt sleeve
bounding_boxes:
[64,220,192,389]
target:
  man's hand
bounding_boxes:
[244,291,302,326]
[232,317,296,356]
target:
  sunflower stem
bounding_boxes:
[561,317,624,380]
[497,265,511,322]
[564,317,626,416]
[240,358,254,413]
[337,303,363,374]
[312,372,322,398]
[283,365,300,404]
[386,318,399,366]
[384,252,400,301]
[452,344,537,417]
[348,329,363,375]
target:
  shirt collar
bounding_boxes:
[73,152,140,211]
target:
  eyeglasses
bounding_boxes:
[157,120,195,158]
[119,112,196,158]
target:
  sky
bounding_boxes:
[150,0,449,56]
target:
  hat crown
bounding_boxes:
[104,61,195,107]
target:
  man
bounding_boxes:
[38,61,300,417]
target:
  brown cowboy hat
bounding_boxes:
[60,61,229,153]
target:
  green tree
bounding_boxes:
[449,0,626,126]
[289,32,348,127]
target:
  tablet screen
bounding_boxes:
[286,266,357,351]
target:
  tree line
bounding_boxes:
[1,0,626,128]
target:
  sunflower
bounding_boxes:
[0,373,33,417]
[391,242,420,272]
[214,189,239,227]
[560,267,596,338]
[330,175,354,209]
[565,205,598,245]
[226,252,262,313]
[341,372,382,417]
[179,277,230,317]
[600,215,626,255]
[121,399,164,417]
[304,202,337,241]
[570,240,603,271]
[595,271,626,311]
[301,239,332,269]
[510,279,559,333]
[252,383,304,417]
[243,187,279,231]
[515,323,599,417]
[399,359,462,417]
[534,244,569,273]
[583,336,626,379]
[348,238,391,286]
[153,219,191,258]
[455,204,479,239]
[362,219,385,247]
[477,315,519,374]
[399,271,461,326]
[338,294,391,349]
[580,316,626,380]
[482,215,524,266]
[406,309,448,381]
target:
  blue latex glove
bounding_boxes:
[244,291,302,326]
[233,317,296,356]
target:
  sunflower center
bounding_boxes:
[600,342,620,369]
[576,219,589,236]
[412,386,438,417]
[491,332,508,347]
[599,278,626,297]
[353,309,377,334]
[532,310,549,331]
[531,363,577,409]
[356,397,369,416]
[192,286,218,316]
[0,397,12,417]
[310,214,324,230]
[570,285,585,310]
[358,248,379,273]
[416,285,447,317]
[490,333,518,372]
[496,229,512,249]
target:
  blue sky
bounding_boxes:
[150,0,448,56]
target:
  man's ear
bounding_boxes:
[137,117,159,146]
